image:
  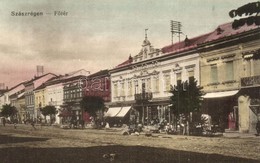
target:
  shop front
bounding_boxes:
[238,84,260,133]
[202,90,239,132]
[104,106,132,127]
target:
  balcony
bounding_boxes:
[134,92,153,103]
[241,75,260,87]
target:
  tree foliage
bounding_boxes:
[1,104,17,118]
[229,2,260,29]
[40,105,57,117]
[170,78,204,116]
[80,96,105,117]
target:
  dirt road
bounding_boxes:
[0,124,259,162]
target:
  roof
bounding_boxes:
[161,33,212,54]
[34,83,47,91]
[202,22,259,44]
[8,81,27,92]
[62,75,87,83]
[112,21,259,70]
[116,59,132,68]
[9,90,25,99]
[24,73,57,86]
[87,69,109,78]
[17,94,25,100]
[65,69,90,76]
[0,89,8,95]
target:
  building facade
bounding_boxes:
[24,73,56,120]
[109,34,207,125]
[199,22,260,132]
[83,69,111,121]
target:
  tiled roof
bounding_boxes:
[24,73,57,85]
[87,69,109,78]
[161,33,212,54]
[113,21,259,70]
[116,59,132,68]
[34,83,46,91]
[202,22,259,44]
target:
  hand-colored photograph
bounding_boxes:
[0,0,259,162]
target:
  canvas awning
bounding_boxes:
[116,106,131,117]
[203,90,239,98]
[105,106,132,117]
[104,107,122,117]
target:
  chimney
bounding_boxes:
[37,65,44,76]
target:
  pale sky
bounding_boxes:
[0,0,254,88]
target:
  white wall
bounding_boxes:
[110,53,200,103]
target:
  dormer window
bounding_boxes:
[216,27,224,35]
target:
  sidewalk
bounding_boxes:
[223,130,260,138]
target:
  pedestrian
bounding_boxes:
[13,118,18,129]
[3,117,6,127]
[31,120,36,130]
[256,120,260,136]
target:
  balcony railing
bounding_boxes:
[134,92,153,102]
[241,75,260,87]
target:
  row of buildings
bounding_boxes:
[0,21,259,133]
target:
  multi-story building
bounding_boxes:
[34,83,48,122]
[16,94,26,123]
[9,90,24,122]
[199,22,260,133]
[84,69,111,103]
[24,73,56,120]
[0,82,25,109]
[34,69,90,124]
[109,33,208,125]
[63,75,86,122]
[83,69,110,120]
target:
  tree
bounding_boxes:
[1,104,17,120]
[40,105,57,124]
[170,78,204,135]
[229,2,260,29]
[80,96,105,118]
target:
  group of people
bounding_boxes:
[1,117,37,130]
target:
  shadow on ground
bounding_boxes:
[0,145,258,163]
[0,134,49,144]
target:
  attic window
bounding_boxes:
[216,27,224,35]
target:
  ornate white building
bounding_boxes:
[109,33,208,124]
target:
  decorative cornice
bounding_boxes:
[221,54,236,59]
[207,57,219,62]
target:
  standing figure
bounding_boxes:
[31,120,36,130]
[3,118,6,127]
[13,118,18,129]
[256,120,260,136]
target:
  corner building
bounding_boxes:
[199,22,260,133]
